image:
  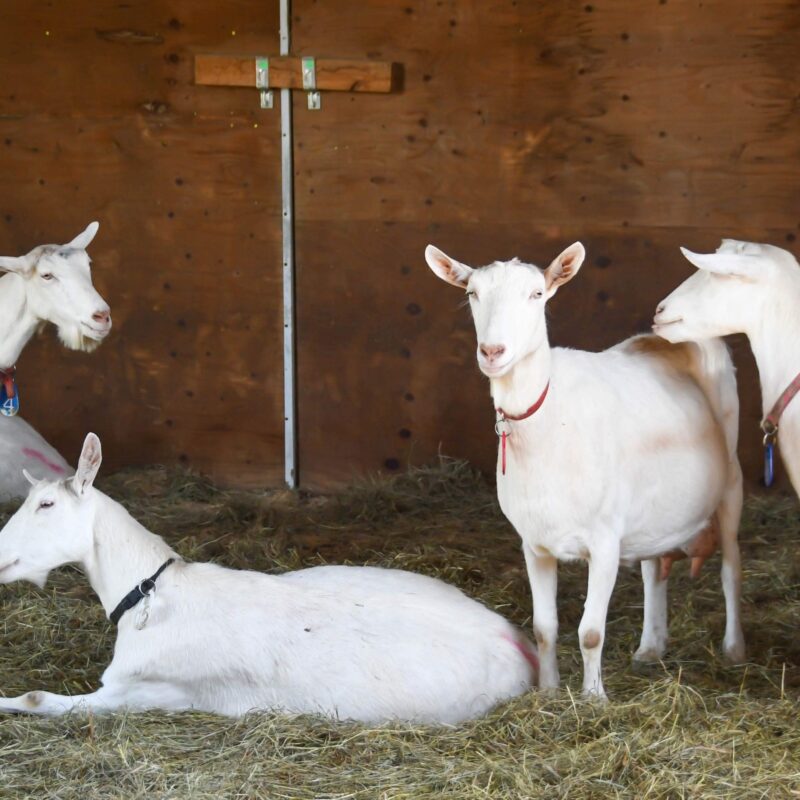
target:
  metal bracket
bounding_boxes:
[255,57,273,109]
[301,56,321,110]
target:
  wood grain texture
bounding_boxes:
[291,0,800,487]
[290,0,800,229]
[0,1,285,485]
[1,0,798,489]
[195,54,395,93]
[294,220,772,488]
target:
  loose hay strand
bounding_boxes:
[0,460,799,798]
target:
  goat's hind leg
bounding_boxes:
[718,460,745,663]
[633,557,668,663]
[0,681,191,716]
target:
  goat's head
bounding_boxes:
[0,433,102,588]
[425,242,585,378]
[0,222,111,352]
[653,240,800,343]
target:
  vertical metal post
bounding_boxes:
[280,0,298,488]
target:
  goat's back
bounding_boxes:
[109,562,536,723]
[615,335,739,460]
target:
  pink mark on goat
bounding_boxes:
[502,633,540,678]
[21,448,66,475]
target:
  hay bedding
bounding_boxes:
[0,460,798,799]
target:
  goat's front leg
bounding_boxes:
[0,681,191,716]
[523,544,559,691]
[580,538,620,699]
[634,557,668,662]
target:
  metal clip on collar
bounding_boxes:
[134,578,158,630]
[494,416,510,438]
[761,419,778,488]
[761,418,778,443]
[495,415,511,477]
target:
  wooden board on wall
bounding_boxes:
[291,0,800,487]
[0,1,285,484]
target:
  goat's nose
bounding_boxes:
[655,303,666,316]
[480,343,506,361]
[92,309,111,325]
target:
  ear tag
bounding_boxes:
[135,589,153,631]
[762,426,777,488]
[135,597,150,630]
[495,418,511,476]
[0,373,19,417]
[764,440,775,488]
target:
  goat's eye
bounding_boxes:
[40,273,54,281]
[530,289,544,300]
[466,290,478,300]
[37,500,54,510]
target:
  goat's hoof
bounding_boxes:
[723,640,746,664]
[632,646,666,664]
[581,689,608,704]
[631,658,660,676]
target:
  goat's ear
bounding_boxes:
[544,242,585,297]
[0,253,35,276]
[73,433,102,495]
[425,245,474,289]
[679,246,761,278]
[67,221,99,251]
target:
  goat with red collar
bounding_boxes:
[655,239,800,495]
[426,241,745,700]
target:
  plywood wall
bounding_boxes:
[1,1,797,487]
[0,1,285,482]
[291,0,800,487]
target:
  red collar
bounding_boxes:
[496,381,550,422]
[762,372,800,436]
[0,366,16,399]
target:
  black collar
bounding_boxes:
[110,558,175,625]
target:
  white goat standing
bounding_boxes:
[655,240,800,496]
[0,434,538,723]
[426,242,745,698]
[0,223,111,498]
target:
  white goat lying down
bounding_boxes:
[0,434,538,723]
[0,418,70,502]
[0,222,111,498]
[426,242,744,699]
[655,239,800,495]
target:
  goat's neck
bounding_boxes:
[81,491,179,618]
[490,341,552,419]
[748,294,800,418]
[0,274,39,366]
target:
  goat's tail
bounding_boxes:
[689,338,739,461]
